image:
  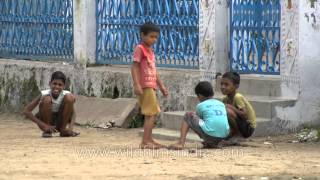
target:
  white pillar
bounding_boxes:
[199,0,216,81]
[199,0,229,81]
[73,0,96,65]
[214,0,229,74]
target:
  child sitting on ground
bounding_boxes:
[23,71,79,138]
[169,81,230,150]
[131,22,169,149]
[220,72,256,138]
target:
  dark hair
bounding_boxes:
[222,72,240,85]
[140,22,160,35]
[51,71,66,84]
[195,81,214,97]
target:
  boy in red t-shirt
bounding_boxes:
[131,22,168,149]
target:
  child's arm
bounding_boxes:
[23,95,57,133]
[131,62,143,96]
[196,106,202,119]
[226,95,248,120]
[156,72,168,97]
[237,108,248,120]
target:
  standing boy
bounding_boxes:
[131,22,168,149]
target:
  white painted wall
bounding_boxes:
[73,0,96,65]
[280,0,301,97]
[277,0,320,127]
[214,0,229,74]
[199,0,216,80]
[199,0,229,81]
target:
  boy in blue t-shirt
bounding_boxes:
[169,81,230,150]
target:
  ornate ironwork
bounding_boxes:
[96,0,199,68]
[0,0,74,61]
[230,0,280,74]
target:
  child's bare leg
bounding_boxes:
[140,115,164,149]
[68,109,76,131]
[149,117,165,148]
[226,106,239,136]
[217,106,242,147]
[59,94,79,137]
[142,115,154,143]
[169,120,190,150]
[39,96,53,131]
[178,120,190,144]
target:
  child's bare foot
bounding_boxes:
[139,142,160,149]
[42,132,53,138]
[218,139,240,147]
[168,143,185,150]
[202,142,221,149]
[60,130,80,137]
[151,140,166,149]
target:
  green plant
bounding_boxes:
[76,122,95,128]
[128,114,145,128]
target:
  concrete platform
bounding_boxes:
[186,95,296,119]
[74,96,138,128]
[0,59,201,113]
[161,111,278,137]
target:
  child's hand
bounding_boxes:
[226,104,238,111]
[134,85,143,96]
[186,112,194,117]
[160,86,169,97]
[226,104,234,109]
[40,123,58,133]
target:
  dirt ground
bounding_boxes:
[0,114,320,180]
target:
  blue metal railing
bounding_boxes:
[96,0,199,69]
[0,0,74,61]
[230,0,280,74]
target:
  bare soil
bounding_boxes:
[0,114,319,180]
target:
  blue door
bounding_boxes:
[230,0,280,74]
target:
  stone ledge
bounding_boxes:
[0,59,201,113]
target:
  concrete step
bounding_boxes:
[161,111,281,137]
[139,124,274,143]
[215,74,282,97]
[74,96,138,128]
[186,95,296,119]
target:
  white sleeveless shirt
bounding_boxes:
[41,90,71,112]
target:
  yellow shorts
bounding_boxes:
[138,88,161,116]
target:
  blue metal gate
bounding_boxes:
[230,0,280,74]
[96,0,199,69]
[0,0,74,61]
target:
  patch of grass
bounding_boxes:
[76,122,95,128]
[301,124,312,130]
[298,125,320,142]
